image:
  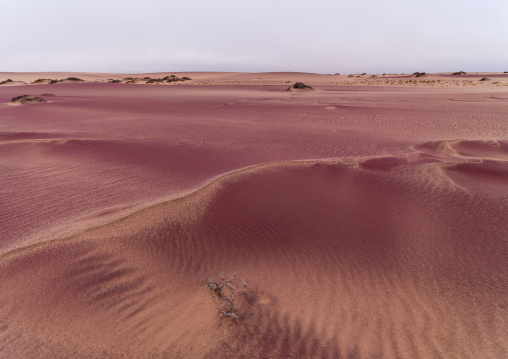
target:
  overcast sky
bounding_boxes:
[1,0,507,74]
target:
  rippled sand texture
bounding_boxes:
[0,76,507,358]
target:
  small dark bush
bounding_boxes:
[10,95,47,104]
[108,79,121,83]
[181,77,191,80]
[413,72,426,77]
[66,77,84,82]
[32,79,53,84]
[504,71,508,74]
[49,80,59,84]
[11,95,27,102]
[452,71,466,75]
[287,82,314,91]
[479,77,490,81]
[0,79,13,85]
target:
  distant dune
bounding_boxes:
[1,71,508,87]
[0,73,507,358]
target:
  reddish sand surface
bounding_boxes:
[0,72,507,358]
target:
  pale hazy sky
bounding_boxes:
[1,0,507,74]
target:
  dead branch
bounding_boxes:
[203,272,247,322]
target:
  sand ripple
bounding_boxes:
[0,81,507,358]
[1,159,507,358]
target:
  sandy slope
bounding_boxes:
[0,74,507,358]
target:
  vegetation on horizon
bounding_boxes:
[32,79,54,84]
[108,75,192,84]
[66,77,84,82]
[413,72,426,77]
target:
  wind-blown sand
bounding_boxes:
[0,72,507,358]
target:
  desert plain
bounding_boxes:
[0,71,507,358]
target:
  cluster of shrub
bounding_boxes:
[2,78,84,85]
[108,75,191,84]
[31,77,84,84]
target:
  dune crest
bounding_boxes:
[1,159,507,358]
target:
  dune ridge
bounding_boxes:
[1,156,507,358]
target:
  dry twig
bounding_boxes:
[204,272,247,322]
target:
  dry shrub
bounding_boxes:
[66,77,84,82]
[10,95,46,104]
[32,79,53,84]
[203,272,247,322]
[287,82,314,91]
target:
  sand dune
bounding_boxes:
[2,71,508,87]
[0,75,507,358]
